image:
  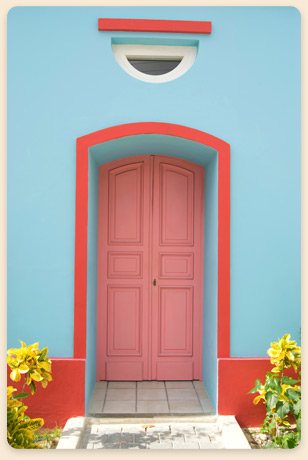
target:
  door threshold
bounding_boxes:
[87,380,215,417]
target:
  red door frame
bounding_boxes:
[74,122,230,361]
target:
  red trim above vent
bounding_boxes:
[98,18,212,34]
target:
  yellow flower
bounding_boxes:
[267,334,301,373]
[7,340,52,393]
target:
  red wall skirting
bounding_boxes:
[74,122,231,360]
[218,358,299,427]
[98,18,212,34]
[7,359,85,428]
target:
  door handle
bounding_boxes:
[153,279,157,286]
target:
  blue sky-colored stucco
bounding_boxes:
[8,6,300,368]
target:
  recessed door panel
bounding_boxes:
[159,253,194,279]
[107,285,142,356]
[158,287,193,356]
[97,155,204,381]
[108,163,143,244]
[160,164,194,245]
[108,252,142,278]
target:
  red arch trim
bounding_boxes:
[74,122,230,359]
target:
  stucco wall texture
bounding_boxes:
[7,5,300,404]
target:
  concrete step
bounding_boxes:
[57,415,251,449]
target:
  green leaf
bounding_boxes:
[30,381,36,395]
[296,418,301,439]
[248,379,262,394]
[292,400,301,417]
[264,442,278,449]
[38,347,48,361]
[281,432,298,449]
[13,392,29,399]
[281,376,300,385]
[285,388,300,401]
[276,400,290,420]
[268,378,282,395]
[265,391,279,410]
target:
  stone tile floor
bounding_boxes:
[81,421,224,449]
[57,415,251,450]
[87,380,215,416]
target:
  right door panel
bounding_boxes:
[151,156,204,380]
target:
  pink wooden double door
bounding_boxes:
[97,155,204,381]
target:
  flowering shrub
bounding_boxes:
[7,340,52,449]
[7,340,52,394]
[249,334,301,449]
[7,386,44,449]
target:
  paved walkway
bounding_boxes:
[57,381,251,450]
[87,380,215,415]
[57,415,251,449]
[82,421,223,449]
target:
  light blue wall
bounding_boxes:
[85,153,99,411]
[203,156,218,410]
[8,6,300,369]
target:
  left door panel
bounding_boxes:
[97,156,152,380]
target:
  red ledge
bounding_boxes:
[218,358,299,427]
[7,358,85,428]
[98,18,212,34]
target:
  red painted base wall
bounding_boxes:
[218,358,299,427]
[7,358,85,428]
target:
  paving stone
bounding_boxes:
[165,381,194,389]
[106,389,136,401]
[120,433,135,443]
[137,381,165,389]
[90,389,106,401]
[199,441,224,449]
[108,381,136,389]
[199,399,215,414]
[148,441,174,449]
[85,443,94,449]
[167,389,199,400]
[120,443,147,449]
[137,400,169,413]
[135,434,159,445]
[173,442,200,449]
[186,434,210,443]
[103,400,136,413]
[195,386,209,397]
[95,381,108,389]
[170,424,196,435]
[169,400,203,413]
[193,381,206,389]
[90,438,109,448]
[106,433,122,443]
[100,443,121,449]
[137,389,167,400]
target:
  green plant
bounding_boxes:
[7,386,44,449]
[7,340,52,449]
[34,425,63,449]
[249,334,301,449]
[7,340,52,394]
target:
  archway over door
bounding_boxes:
[74,123,230,403]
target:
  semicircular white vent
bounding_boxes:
[112,44,197,83]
